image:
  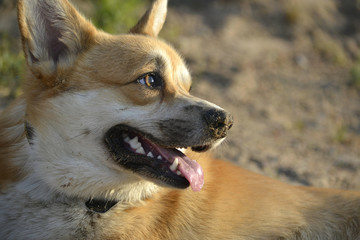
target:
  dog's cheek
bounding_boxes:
[120,85,160,106]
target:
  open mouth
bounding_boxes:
[104,125,209,191]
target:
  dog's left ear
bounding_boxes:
[17,0,96,86]
[130,0,167,37]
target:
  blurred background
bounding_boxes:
[0,0,359,189]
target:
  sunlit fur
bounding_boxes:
[0,0,360,239]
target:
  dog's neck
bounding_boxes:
[14,175,121,212]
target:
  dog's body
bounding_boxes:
[0,0,360,239]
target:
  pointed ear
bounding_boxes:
[130,0,167,37]
[17,0,96,86]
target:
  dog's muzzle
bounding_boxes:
[104,106,233,192]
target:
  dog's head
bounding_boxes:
[18,0,233,201]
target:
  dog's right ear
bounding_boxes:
[130,0,167,37]
[17,0,96,87]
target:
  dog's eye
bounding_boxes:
[138,74,162,89]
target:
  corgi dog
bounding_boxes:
[0,0,359,239]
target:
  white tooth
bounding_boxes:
[176,148,186,153]
[176,170,181,175]
[170,158,179,172]
[157,155,162,160]
[135,147,145,154]
[147,152,154,158]
[129,136,141,149]
[128,136,138,145]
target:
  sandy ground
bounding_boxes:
[1,0,360,190]
[165,0,360,190]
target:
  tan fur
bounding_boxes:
[1,0,360,239]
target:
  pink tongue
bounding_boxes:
[154,147,204,191]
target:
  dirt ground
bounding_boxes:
[166,0,360,190]
[1,0,360,190]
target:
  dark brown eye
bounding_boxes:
[138,73,162,89]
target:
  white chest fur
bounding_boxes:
[0,180,103,240]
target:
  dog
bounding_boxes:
[0,0,359,239]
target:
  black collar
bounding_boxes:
[85,198,119,213]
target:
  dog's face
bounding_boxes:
[18,0,232,201]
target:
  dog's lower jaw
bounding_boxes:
[103,180,160,203]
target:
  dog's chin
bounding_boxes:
[104,124,214,191]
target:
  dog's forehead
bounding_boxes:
[80,34,191,90]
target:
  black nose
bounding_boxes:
[203,108,233,139]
